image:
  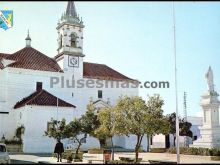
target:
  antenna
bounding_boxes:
[183,92,189,147]
[183,92,187,121]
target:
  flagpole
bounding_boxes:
[172,1,180,164]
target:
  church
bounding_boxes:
[0,1,146,153]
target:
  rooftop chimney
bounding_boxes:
[36,82,43,92]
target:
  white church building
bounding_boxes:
[0,1,146,153]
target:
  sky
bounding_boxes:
[1,1,220,117]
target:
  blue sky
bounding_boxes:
[1,1,220,117]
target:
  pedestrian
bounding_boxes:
[54,138,64,162]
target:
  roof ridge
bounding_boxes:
[14,89,76,109]
[84,61,106,66]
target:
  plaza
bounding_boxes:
[1,1,220,164]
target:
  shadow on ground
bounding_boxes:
[10,159,36,164]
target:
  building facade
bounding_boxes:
[0,1,144,153]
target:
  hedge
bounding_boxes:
[150,148,167,153]
[167,147,220,156]
[88,148,104,154]
[52,149,84,161]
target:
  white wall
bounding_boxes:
[13,106,76,153]
[0,66,138,152]
[124,135,148,151]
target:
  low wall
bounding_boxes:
[6,144,23,153]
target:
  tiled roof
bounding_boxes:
[0,62,3,69]
[83,62,136,81]
[14,89,76,109]
[0,53,10,69]
[0,53,10,58]
[0,58,4,69]
[0,47,136,81]
[3,47,62,72]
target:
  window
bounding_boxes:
[98,90,102,99]
[193,136,197,141]
[0,145,6,152]
[80,138,86,143]
[70,33,77,47]
[36,82,43,91]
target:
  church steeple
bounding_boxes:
[66,1,77,17]
[55,1,85,78]
[57,1,83,27]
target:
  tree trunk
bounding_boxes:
[173,135,176,147]
[76,143,81,155]
[75,138,82,159]
[110,137,114,161]
[135,135,141,163]
[135,135,144,162]
[146,135,150,152]
[99,138,106,148]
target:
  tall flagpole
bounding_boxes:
[172,1,180,164]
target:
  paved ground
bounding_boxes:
[9,152,220,164]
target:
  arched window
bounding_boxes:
[70,33,77,47]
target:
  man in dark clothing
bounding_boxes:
[54,139,64,162]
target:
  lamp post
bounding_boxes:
[172,2,180,164]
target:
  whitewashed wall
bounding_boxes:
[12,106,76,153]
[0,66,138,152]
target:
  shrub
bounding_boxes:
[150,148,167,153]
[53,149,84,161]
[167,147,220,156]
[5,139,22,145]
[187,147,198,155]
[197,147,210,156]
[108,160,141,164]
[88,148,104,154]
[211,156,220,161]
[210,148,220,156]
[179,147,188,154]
[167,147,176,154]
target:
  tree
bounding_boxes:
[144,95,170,152]
[95,107,115,160]
[166,112,193,147]
[83,102,106,148]
[63,118,87,158]
[15,125,25,143]
[113,95,170,162]
[45,118,67,140]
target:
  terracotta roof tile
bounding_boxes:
[0,53,10,58]
[5,47,62,72]
[14,89,76,109]
[0,48,136,81]
[0,53,10,69]
[0,62,3,69]
[83,62,136,81]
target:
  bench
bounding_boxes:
[148,160,177,164]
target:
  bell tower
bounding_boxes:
[55,1,85,79]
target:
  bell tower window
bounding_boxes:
[70,33,77,47]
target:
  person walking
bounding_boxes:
[54,139,64,162]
